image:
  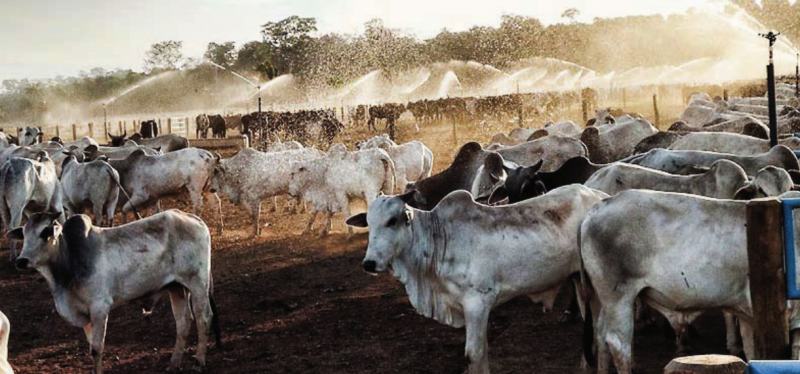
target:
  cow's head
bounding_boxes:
[19,127,40,146]
[9,211,64,270]
[734,166,794,200]
[108,131,127,146]
[485,159,546,205]
[346,191,417,274]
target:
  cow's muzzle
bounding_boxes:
[15,257,29,270]
[362,260,378,274]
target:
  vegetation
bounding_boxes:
[1,1,798,124]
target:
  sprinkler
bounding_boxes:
[759,31,780,147]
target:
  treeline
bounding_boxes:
[1,0,798,124]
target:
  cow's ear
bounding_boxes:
[488,185,509,205]
[397,189,417,204]
[346,213,368,228]
[7,227,23,241]
[734,184,759,200]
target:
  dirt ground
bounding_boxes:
[0,113,731,374]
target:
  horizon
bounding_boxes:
[1,0,705,81]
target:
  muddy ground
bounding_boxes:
[0,113,732,373]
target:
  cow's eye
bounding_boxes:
[386,217,397,227]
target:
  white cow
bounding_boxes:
[0,311,11,374]
[60,153,124,227]
[581,115,658,163]
[10,211,219,373]
[289,147,395,235]
[0,152,63,260]
[359,134,433,192]
[585,159,749,199]
[669,132,800,155]
[347,185,608,374]
[209,147,324,237]
[580,190,793,374]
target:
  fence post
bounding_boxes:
[157,118,162,135]
[55,124,60,138]
[118,121,123,135]
[103,121,109,141]
[581,96,588,125]
[167,118,172,134]
[71,123,77,141]
[88,122,94,139]
[746,198,788,360]
[652,94,660,127]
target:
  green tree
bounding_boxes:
[235,41,277,79]
[144,40,184,72]
[261,16,317,73]
[204,41,237,68]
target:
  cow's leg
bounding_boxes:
[89,306,110,374]
[739,319,756,361]
[168,287,191,370]
[270,196,278,213]
[792,328,800,360]
[602,298,636,374]
[720,312,741,355]
[244,200,262,237]
[318,212,333,237]
[188,285,212,368]
[212,193,223,235]
[92,203,104,227]
[463,296,491,374]
[304,210,318,234]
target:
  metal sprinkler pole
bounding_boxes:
[760,31,780,147]
[796,53,799,98]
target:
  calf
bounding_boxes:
[10,210,219,373]
[0,152,63,260]
[346,185,608,374]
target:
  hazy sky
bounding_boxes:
[1,0,703,81]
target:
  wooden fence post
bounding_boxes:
[746,198,789,360]
[118,121,123,135]
[157,118,162,135]
[581,96,588,125]
[88,122,94,139]
[652,94,660,127]
[55,124,60,138]
[71,123,77,141]
[167,118,172,134]
[103,121,109,141]
[622,88,627,108]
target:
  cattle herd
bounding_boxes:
[0,82,799,373]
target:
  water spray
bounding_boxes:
[759,31,780,147]
[205,60,262,114]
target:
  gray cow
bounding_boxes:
[0,152,63,260]
[60,152,128,226]
[627,145,800,176]
[347,185,608,374]
[10,210,220,373]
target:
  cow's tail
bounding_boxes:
[104,164,142,220]
[208,272,223,349]
[379,152,396,194]
[578,222,596,368]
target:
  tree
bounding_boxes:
[204,42,237,68]
[143,40,184,72]
[261,16,317,73]
[235,41,277,79]
[561,8,580,23]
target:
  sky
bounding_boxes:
[0,0,705,81]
